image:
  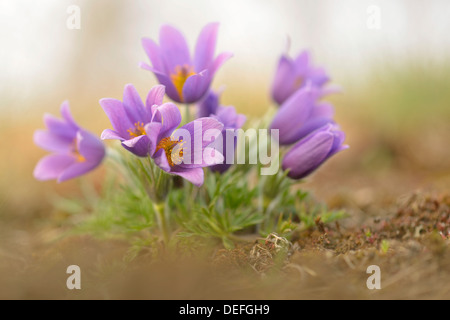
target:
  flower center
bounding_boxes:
[74,150,86,162]
[127,122,147,138]
[170,64,196,102]
[294,76,304,89]
[155,136,185,167]
[72,139,86,163]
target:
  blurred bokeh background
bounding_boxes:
[1,0,450,285]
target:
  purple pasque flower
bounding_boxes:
[198,91,246,173]
[282,124,348,180]
[144,104,224,187]
[140,23,232,104]
[272,50,330,105]
[197,89,222,118]
[270,84,335,146]
[100,84,165,157]
[210,106,246,173]
[33,101,105,182]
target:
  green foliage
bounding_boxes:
[297,197,348,230]
[175,170,263,248]
[381,239,390,254]
[54,150,157,239]
[55,144,347,255]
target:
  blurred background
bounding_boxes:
[1,0,450,284]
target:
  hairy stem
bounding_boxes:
[184,103,191,124]
[147,156,156,184]
[153,202,169,245]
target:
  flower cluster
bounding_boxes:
[31,22,350,247]
[271,51,348,180]
[33,22,347,188]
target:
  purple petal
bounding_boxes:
[173,117,223,167]
[194,22,219,72]
[159,25,191,72]
[121,135,151,157]
[77,130,106,163]
[319,85,342,98]
[270,85,317,145]
[101,129,125,141]
[271,55,297,105]
[43,114,77,140]
[216,106,246,130]
[209,127,238,174]
[58,161,100,183]
[59,101,79,130]
[123,84,146,124]
[33,154,75,181]
[141,37,167,73]
[182,71,211,103]
[140,63,182,103]
[311,102,335,119]
[331,143,350,156]
[307,67,330,87]
[215,106,237,127]
[284,102,335,141]
[288,117,335,143]
[152,102,182,140]
[211,51,233,74]
[176,117,224,150]
[140,61,153,71]
[282,130,334,179]
[271,51,330,105]
[146,85,165,110]
[235,114,247,129]
[145,122,162,156]
[99,98,134,138]
[329,130,348,156]
[34,130,72,153]
[153,148,171,172]
[295,51,330,87]
[197,90,220,118]
[294,51,311,74]
[178,146,224,169]
[171,167,204,187]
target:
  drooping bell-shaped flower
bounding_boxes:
[282,124,348,180]
[270,84,335,146]
[271,50,330,106]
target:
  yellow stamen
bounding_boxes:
[155,136,185,167]
[294,76,304,89]
[170,64,196,102]
[75,152,86,163]
[127,122,147,138]
[72,139,86,163]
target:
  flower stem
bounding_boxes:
[184,103,191,123]
[153,201,169,245]
[147,156,156,184]
[155,169,163,195]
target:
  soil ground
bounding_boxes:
[1,164,449,299]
